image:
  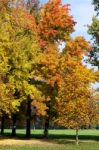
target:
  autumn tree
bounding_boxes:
[37,0,75,137]
[36,0,97,138]
[0,0,46,137]
[0,0,21,134]
[9,9,47,137]
[56,64,97,145]
[0,0,97,141]
[55,36,97,145]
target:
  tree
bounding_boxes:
[56,65,97,145]
[55,39,97,145]
[0,0,46,137]
[88,1,99,69]
[37,0,75,137]
[88,17,99,68]
[36,0,97,138]
[0,0,20,135]
[0,0,21,116]
[9,8,47,137]
[93,0,99,15]
[0,0,97,141]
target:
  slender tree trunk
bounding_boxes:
[33,122,35,130]
[76,129,79,145]
[1,115,5,135]
[26,99,31,138]
[11,114,17,136]
[44,117,49,138]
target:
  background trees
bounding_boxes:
[93,0,99,15]
[88,0,99,69]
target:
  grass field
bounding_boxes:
[0,129,99,150]
[1,143,99,150]
[4,129,99,140]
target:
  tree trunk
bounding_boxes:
[1,115,5,135]
[76,129,79,145]
[33,122,35,130]
[11,114,17,136]
[26,99,31,138]
[44,117,49,138]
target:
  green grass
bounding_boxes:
[1,143,99,150]
[4,129,99,136]
[4,129,99,140]
[1,129,99,150]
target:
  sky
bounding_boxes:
[40,0,95,41]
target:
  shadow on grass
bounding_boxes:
[0,133,76,146]
[48,134,99,141]
[1,132,99,145]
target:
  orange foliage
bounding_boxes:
[12,9,37,32]
[63,37,91,59]
[38,0,75,48]
[56,61,97,129]
[5,0,97,124]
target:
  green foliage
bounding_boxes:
[93,0,99,15]
[88,1,99,68]
[88,17,99,44]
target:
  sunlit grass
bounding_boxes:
[1,142,99,150]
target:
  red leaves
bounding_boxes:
[38,0,75,43]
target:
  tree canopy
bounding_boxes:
[0,0,98,141]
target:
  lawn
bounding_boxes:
[0,129,99,150]
[4,129,99,140]
[0,142,99,150]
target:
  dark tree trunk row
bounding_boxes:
[0,99,49,138]
[0,99,32,138]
